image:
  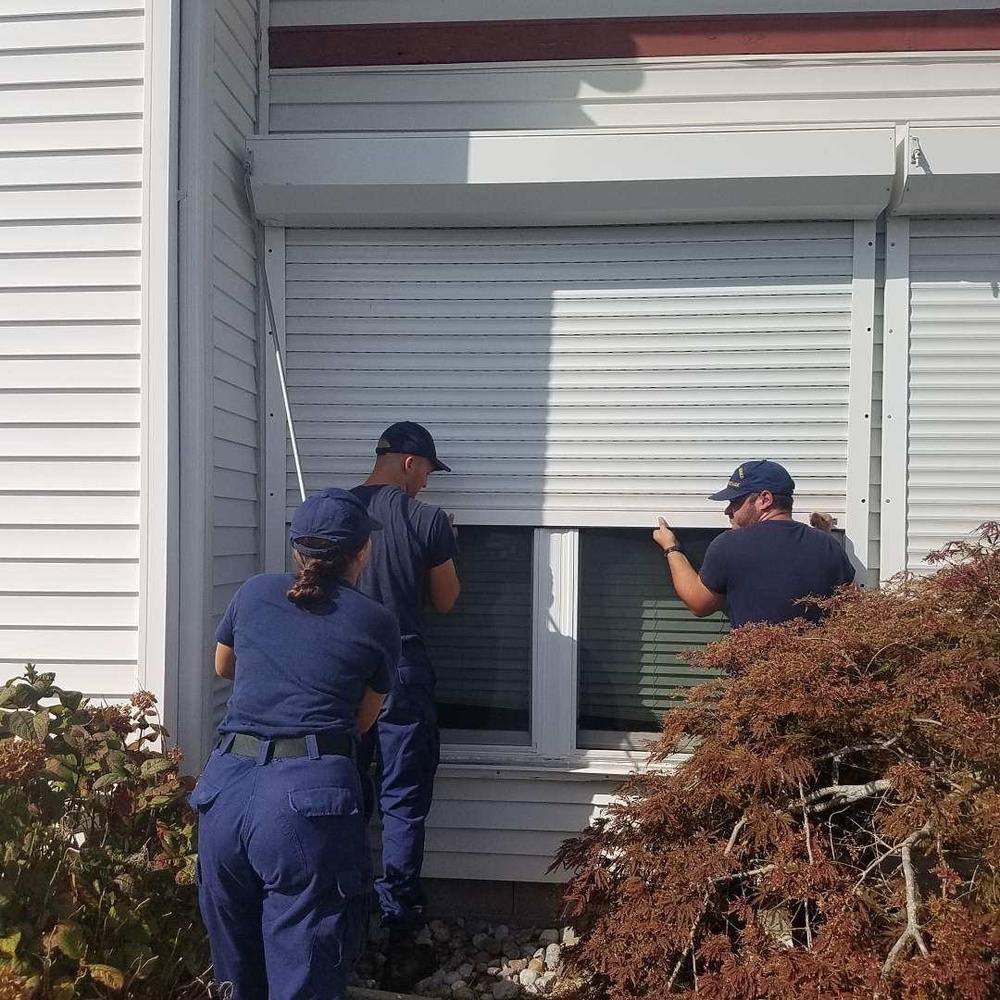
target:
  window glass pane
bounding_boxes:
[424,525,533,745]
[577,528,728,748]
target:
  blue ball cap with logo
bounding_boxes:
[289,487,383,558]
[709,460,796,502]
[375,420,451,472]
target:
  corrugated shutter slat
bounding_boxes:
[284,223,855,528]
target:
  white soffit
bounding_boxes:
[896,123,1000,216]
[247,127,895,227]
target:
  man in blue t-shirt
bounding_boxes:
[653,460,855,628]
[350,421,461,990]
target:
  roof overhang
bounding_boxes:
[894,122,1000,216]
[247,126,896,227]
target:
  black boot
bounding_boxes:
[380,927,438,992]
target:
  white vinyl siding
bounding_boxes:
[905,218,1000,571]
[425,773,617,883]
[283,223,856,527]
[268,54,1000,137]
[211,0,260,728]
[0,4,144,698]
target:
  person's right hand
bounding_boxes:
[653,517,678,552]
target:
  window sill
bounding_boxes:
[438,747,690,780]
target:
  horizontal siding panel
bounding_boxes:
[1,19,141,53]
[0,527,137,560]
[0,627,136,662]
[0,49,142,86]
[268,55,1000,134]
[423,852,563,883]
[0,184,140,221]
[425,828,569,857]
[0,118,142,154]
[0,560,138,594]
[213,527,258,559]
[0,83,141,120]
[0,153,141,188]
[2,1,141,13]
[0,224,141,255]
[0,460,138,492]
[1,358,139,389]
[0,289,140,322]
[0,494,137,526]
[0,594,137,628]
[0,391,139,423]
[0,255,141,289]
[0,426,138,460]
[214,497,258,529]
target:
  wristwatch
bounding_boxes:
[662,545,683,556]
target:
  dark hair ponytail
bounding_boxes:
[286,537,362,610]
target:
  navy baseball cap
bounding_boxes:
[709,460,796,501]
[289,487,382,557]
[375,420,451,472]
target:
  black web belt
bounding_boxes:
[217,731,355,761]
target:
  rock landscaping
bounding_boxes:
[355,918,580,998]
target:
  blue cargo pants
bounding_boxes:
[358,645,440,931]
[191,740,370,1000]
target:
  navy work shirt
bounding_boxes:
[350,485,458,649]
[698,519,856,628]
[214,573,398,740]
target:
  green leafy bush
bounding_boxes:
[0,666,210,998]
[556,525,1000,999]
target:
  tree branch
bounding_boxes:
[881,841,930,977]
[799,781,814,949]
[853,823,932,895]
[798,779,892,814]
[667,815,746,991]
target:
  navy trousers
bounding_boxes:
[358,646,440,931]
[192,743,370,1000]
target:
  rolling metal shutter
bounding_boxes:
[906,217,1000,570]
[283,222,857,527]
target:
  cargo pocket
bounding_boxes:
[281,785,367,890]
[189,779,222,811]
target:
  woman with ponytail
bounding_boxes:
[189,488,400,1000]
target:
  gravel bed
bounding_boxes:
[354,917,581,998]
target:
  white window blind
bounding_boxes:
[282,222,856,528]
[577,527,727,747]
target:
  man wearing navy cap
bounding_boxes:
[351,421,461,989]
[653,460,855,627]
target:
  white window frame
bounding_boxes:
[436,526,669,773]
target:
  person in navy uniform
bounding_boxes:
[653,460,856,627]
[190,488,399,1000]
[350,421,461,990]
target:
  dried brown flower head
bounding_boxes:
[0,738,45,783]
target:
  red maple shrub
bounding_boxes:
[555,524,1000,999]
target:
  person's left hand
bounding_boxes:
[653,516,678,552]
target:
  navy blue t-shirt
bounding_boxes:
[214,573,398,739]
[350,485,458,648]
[698,519,856,628]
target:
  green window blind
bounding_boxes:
[578,528,728,744]
[424,525,533,742]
